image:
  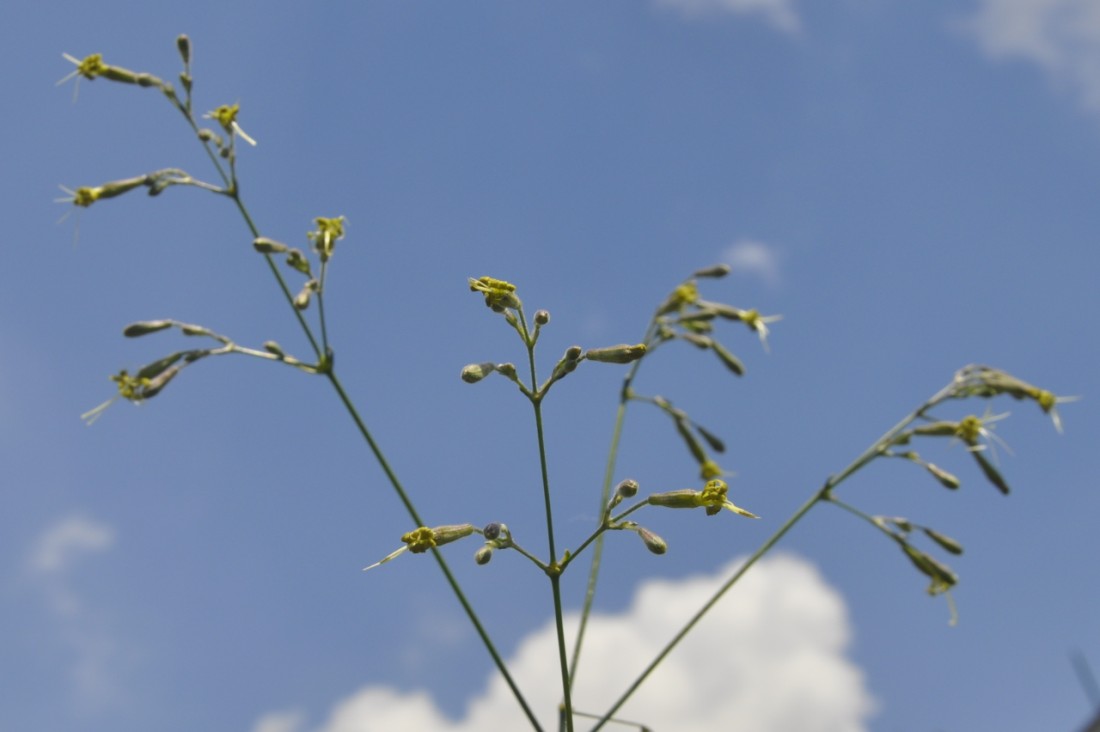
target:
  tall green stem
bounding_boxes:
[522,310,574,732]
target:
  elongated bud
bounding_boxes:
[294,286,311,310]
[923,528,964,555]
[637,526,668,555]
[142,365,180,398]
[711,341,745,376]
[136,352,184,380]
[647,489,701,509]
[912,421,959,437]
[693,263,731,278]
[461,362,496,383]
[123,320,173,337]
[616,479,639,498]
[254,237,288,254]
[535,310,550,325]
[680,333,713,349]
[176,35,191,64]
[585,343,647,364]
[925,462,961,490]
[474,546,493,565]
[496,363,517,380]
[971,450,1010,495]
[564,345,583,361]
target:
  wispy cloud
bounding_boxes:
[252,710,307,732]
[266,554,873,732]
[30,516,114,576]
[961,0,1100,112]
[27,515,123,708]
[653,0,802,34]
[723,238,784,287]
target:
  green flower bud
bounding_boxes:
[461,362,496,383]
[263,341,285,358]
[565,345,583,361]
[637,526,668,555]
[971,450,1010,495]
[293,287,311,310]
[123,320,173,337]
[616,479,639,498]
[496,363,518,380]
[253,237,288,254]
[585,343,647,364]
[176,35,191,64]
[711,341,745,376]
[475,546,493,565]
[925,462,961,490]
[535,310,550,325]
[136,352,185,381]
[693,263,731,278]
[647,489,701,509]
[922,528,964,556]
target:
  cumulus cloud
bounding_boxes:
[269,554,873,732]
[653,0,802,34]
[253,710,307,732]
[962,0,1100,111]
[723,238,784,286]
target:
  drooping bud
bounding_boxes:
[482,522,504,541]
[286,249,312,276]
[474,546,493,565]
[293,286,312,310]
[711,341,745,376]
[585,343,647,364]
[496,363,518,380]
[925,462,961,490]
[637,526,668,555]
[922,528,964,555]
[970,450,1010,495]
[136,352,185,381]
[461,362,496,384]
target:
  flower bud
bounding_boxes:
[564,345,583,361]
[693,263,731,279]
[461,362,496,383]
[263,341,285,358]
[924,463,961,490]
[253,237,288,254]
[711,342,745,376]
[535,310,550,325]
[495,363,517,380]
[616,479,639,498]
[647,489,701,509]
[922,528,964,556]
[585,343,647,364]
[123,320,173,337]
[482,522,504,541]
[294,287,311,310]
[176,35,191,64]
[637,527,668,555]
[475,546,493,565]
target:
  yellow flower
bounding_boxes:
[648,479,758,519]
[204,103,257,146]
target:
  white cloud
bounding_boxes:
[962,0,1100,111]
[253,710,307,732]
[30,515,114,575]
[723,238,784,286]
[654,0,802,34]
[275,554,873,732]
[27,516,123,708]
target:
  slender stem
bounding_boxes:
[178,96,538,729]
[586,383,960,732]
[326,371,544,732]
[520,308,574,732]
[318,258,331,354]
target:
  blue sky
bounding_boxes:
[3,1,1099,730]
